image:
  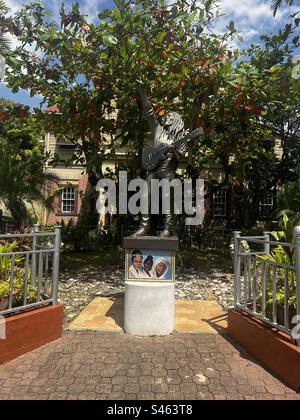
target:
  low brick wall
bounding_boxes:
[0,304,63,364]
[228,309,300,391]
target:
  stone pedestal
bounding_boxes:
[123,236,178,336]
[124,281,175,336]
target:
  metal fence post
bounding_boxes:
[233,231,241,308]
[263,231,270,255]
[294,226,300,346]
[51,225,61,305]
[31,224,40,286]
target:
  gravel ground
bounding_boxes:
[58,266,234,326]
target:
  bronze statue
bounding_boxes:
[134,80,202,238]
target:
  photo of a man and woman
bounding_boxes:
[127,249,174,281]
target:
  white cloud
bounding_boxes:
[5,0,20,15]
[242,28,259,40]
[209,0,300,48]
[220,0,298,24]
[79,0,107,23]
[220,0,274,24]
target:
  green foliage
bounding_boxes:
[278,171,300,215]
[13,273,42,306]
[0,240,23,280]
[1,1,300,229]
[0,97,17,106]
[0,240,43,308]
[94,225,115,250]
[0,0,239,184]
[60,219,115,251]
[271,211,300,252]
[0,272,42,307]
[271,0,295,16]
[0,279,9,297]
[0,102,60,226]
[60,219,89,251]
[259,249,296,308]
[258,213,300,309]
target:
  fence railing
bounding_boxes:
[0,224,61,317]
[233,227,300,345]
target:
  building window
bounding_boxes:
[259,192,275,218]
[213,190,227,218]
[61,186,76,214]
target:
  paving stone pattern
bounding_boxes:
[0,331,299,400]
[67,297,227,333]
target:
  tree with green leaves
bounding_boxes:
[0,97,16,106]
[0,0,239,218]
[189,14,300,227]
[2,0,300,230]
[271,0,295,16]
[0,103,59,227]
[277,171,300,216]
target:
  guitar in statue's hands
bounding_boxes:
[141,127,203,171]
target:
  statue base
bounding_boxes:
[123,236,178,336]
[124,281,175,336]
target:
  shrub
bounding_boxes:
[0,240,23,280]
[0,241,43,310]
[0,268,43,309]
[258,212,300,310]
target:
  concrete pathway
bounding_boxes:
[0,330,299,400]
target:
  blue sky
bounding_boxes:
[1,0,300,108]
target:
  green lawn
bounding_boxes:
[60,249,124,272]
[178,249,232,272]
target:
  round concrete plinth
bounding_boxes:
[124,281,175,336]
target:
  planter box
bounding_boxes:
[228,309,300,391]
[0,304,64,364]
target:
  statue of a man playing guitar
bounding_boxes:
[133,79,203,238]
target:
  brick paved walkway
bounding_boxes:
[0,331,299,400]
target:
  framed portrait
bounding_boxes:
[125,249,175,282]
